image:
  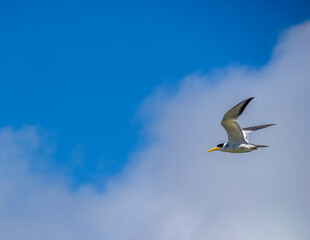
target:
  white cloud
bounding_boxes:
[1,21,310,240]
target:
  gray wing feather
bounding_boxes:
[221,97,254,143]
[242,124,276,131]
[242,124,276,143]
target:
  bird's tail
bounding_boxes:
[251,144,269,150]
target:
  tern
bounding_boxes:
[207,97,275,153]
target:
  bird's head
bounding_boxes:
[206,143,224,153]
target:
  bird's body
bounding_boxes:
[218,143,267,153]
[207,97,275,153]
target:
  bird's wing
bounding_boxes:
[242,124,276,131]
[221,97,254,143]
[242,130,251,143]
[242,124,276,143]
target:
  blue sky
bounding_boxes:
[1,0,310,188]
[1,2,310,239]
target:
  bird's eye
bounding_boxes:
[217,143,224,148]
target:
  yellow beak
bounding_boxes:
[206,147,219,153]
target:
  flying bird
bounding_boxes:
[207,97,275,153]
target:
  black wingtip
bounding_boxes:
[238,97,254,116]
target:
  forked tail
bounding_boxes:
[251,144,269,150]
